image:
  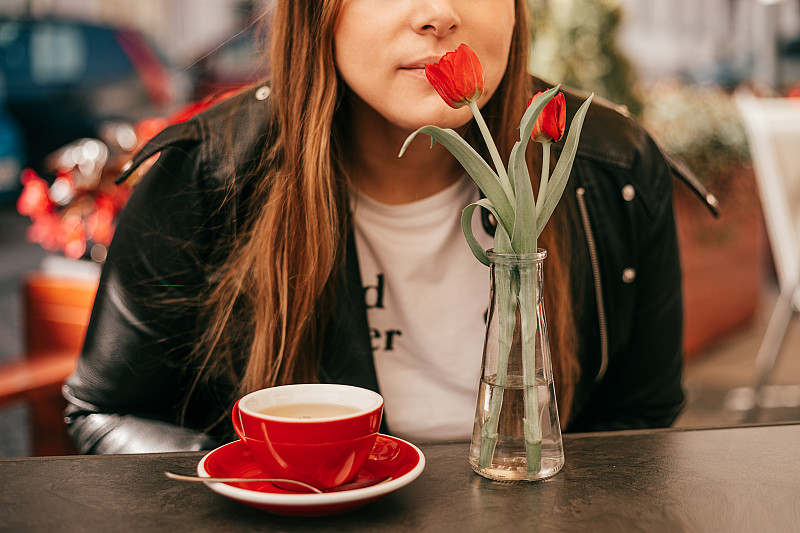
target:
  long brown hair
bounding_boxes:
[191,0,579,424]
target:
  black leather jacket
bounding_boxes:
[63,82,716,453]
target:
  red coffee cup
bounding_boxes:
[232,384,383,490]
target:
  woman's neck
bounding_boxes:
[344,95,464,205]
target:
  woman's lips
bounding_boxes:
[400,66,428,79]
[402,57,440,68]
[399,55,443,79]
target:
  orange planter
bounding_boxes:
[0,272,99,456]
[23,273,98,356]
[675,167,766,358]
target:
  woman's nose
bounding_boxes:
[411,0,461,38]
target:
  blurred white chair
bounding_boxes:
[727,88,800,417]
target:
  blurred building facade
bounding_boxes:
[619,0,800,88]
[0,0,258,66]
[4,0,800,92]
[2,0,799,89]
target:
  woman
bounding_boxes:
[64,0,709,453]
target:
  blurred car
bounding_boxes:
[190,26,269,102]
[0,16,189,175]
[0,73,24,203]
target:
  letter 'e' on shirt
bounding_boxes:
[350,176,494,441]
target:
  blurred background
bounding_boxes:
[1,0,799,457]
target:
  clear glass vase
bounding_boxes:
[469,249,564,481]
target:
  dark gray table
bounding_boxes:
[2,424,799,532]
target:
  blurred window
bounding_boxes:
[84,27,135,83]
[29,23,87,85]
[0,21,28,82]
[207,33,260,80]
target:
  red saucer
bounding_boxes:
[197,434,425,516]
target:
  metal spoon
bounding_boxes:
[164,472,392,493]
[165,472,324,493]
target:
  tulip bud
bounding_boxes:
[528,91,566,143]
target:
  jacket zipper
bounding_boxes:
[576,187,609,382]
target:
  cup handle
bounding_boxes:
[232,399,246,441]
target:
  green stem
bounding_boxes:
[519,264,542,475]
[479,264,517,468]
[535,141,551,218]
[468,100,515,204]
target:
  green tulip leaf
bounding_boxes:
[509,139,536,253]
[460,199,497,266]
[401,126,515,235]
[493,215,513,253]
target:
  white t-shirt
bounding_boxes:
[350,176,494,441]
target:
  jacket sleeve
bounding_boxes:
[63,128,225,454]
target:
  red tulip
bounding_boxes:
[425,44,484,109]
[527,91,566,143]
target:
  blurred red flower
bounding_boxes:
[61,214,87,260]
[86,194,118,246]
[17,92,231,261]
[27,211,61,252]
[17,170,54,217]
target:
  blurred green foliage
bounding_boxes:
[529,0,643,116]
[528,0,750,188]
[639,80,750,190]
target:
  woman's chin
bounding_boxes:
[390,107,474,133]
